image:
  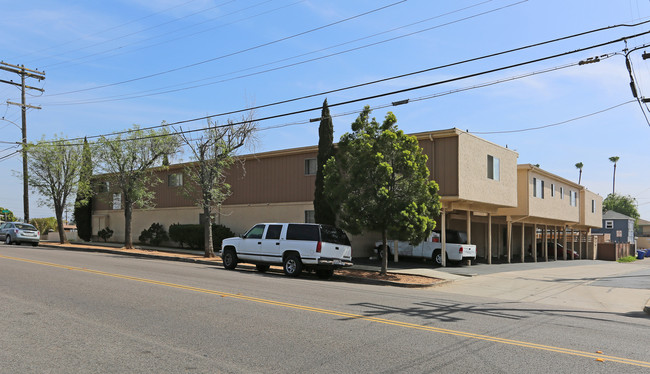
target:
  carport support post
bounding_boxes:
[579,230,583,260]
[466,211,472,266]
[570,228,575,260]
[554,226,558,261]
[521,222,525,263]
[506,218,512,264]
[441,209,447,267]
[488,213,492,264]
[544,225,548,262]
[562,225,567,261]
[533,223,538,262]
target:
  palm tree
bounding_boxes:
[609,156,620,195]
[575,162,583,184]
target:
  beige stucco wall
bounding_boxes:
[457,132,518,208]
[580,189,603,228]
[527,170,580,222]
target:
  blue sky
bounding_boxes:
[1,0,650,220]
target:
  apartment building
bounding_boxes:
[91,128,603,262]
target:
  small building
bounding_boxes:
[591,211,635,244]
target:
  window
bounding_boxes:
[168,173,183,187]
[533,178,544,198]
[487,155,500,181]
[569,190,577,207]
[592,199,595,213]
[286,224,319,241]
[560,187,564,199]
[244,224,266,239]
[605,220,614,229]
[96,181,109,193]
[112,193,122,210]
[304,210,315,223]
[304,158,317,175]
[551,183,555,197]
[265,224,283,240]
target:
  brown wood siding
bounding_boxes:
[225,151,318,205]
[423,136,458,196]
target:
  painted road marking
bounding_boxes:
[2,253,649,368]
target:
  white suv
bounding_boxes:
[220,223,353,279]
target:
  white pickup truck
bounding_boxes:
[220,223,353,279]
[375,230,476,266]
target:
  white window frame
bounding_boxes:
[304,210,315,223]
[605,220,614,229]
[168,173,183,187]
[487,155,500,181]
[112,193,122,210]
[97,181,109,193]
[560,187,564,200]
[533,178,544,199]
[304,158,317,176]
[550,183,555,197]
[569,190,577,207]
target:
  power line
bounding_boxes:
[472,100,636,134]
[11,0,204,63]
[46,0,521,105]
[41,0,288,70]
[44,0,408,97]
[51,29,650,146]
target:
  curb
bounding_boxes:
[37,243,440,287]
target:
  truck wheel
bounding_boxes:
[316,269,334,279]
[256,264,270,273]
[283,254,303,277]
[222,249,238,270]
[433,249,444,267]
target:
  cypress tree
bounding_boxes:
[314,99,336,225]
[74,137,93,241]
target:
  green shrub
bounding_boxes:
[139,223,169,246]
[169,223,235,250]
[617,255,637,263]
[98,227,113,242]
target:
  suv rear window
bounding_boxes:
[320,225,350,246]
[286,224,319,241]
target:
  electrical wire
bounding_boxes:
[45,0,521,105]
[43,0,407,97]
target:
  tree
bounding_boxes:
[575,162,583,184]
[30,217,58,235]
[609,156,620,195]
[73,137,93,241]
[0,207,17,222]
[324,106,441,275]
[177,112,257,257]
[26,136,83,243]
[96,126,179,249]
[313,99,336,226]
[602,193,639,221]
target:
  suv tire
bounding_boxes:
[222,249,238,270]
[283,254,303,277]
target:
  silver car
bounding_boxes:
[0,222,40,246]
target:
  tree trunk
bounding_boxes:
[54,205,67,244]
[578,170,582,185]
[203,206,214,258]
[124,201,133,249]
[612,164,616,195]
[381,229,388,275]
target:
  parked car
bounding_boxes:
[0,222,40,246]
[536,241,578,260]
[375,229,477,266]
[219,223,353,279]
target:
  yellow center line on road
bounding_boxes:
[3,254,649,369]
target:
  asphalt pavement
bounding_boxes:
[38,239,650,315]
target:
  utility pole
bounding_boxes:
[0,61,45,223]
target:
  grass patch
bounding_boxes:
[617,256,637,263]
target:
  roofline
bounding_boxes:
[518,164,583,189]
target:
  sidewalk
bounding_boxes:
[38,240,650,315]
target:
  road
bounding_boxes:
[1,244,649,373]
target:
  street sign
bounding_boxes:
[1,210,9,213]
